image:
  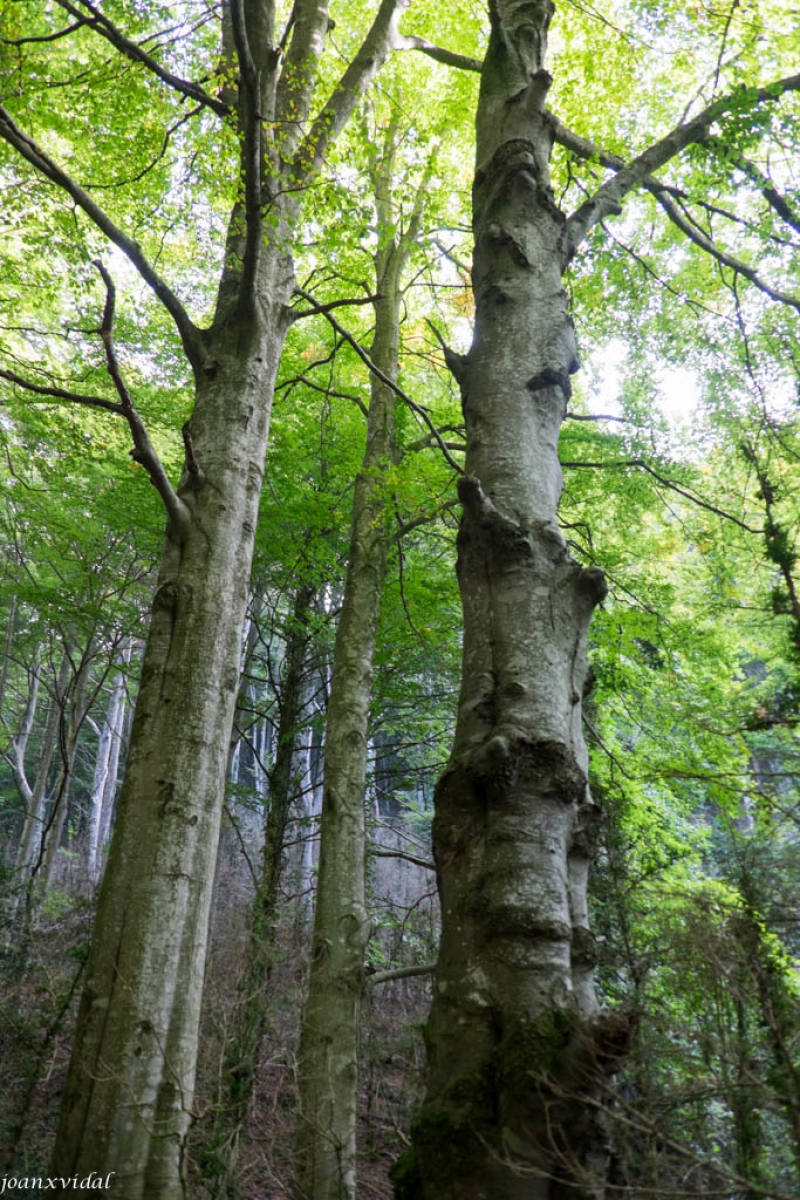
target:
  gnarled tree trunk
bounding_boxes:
[400,4,626,1196]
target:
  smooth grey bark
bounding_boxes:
[399,4,626,1197]
[396,7,800,1190]
[87,645,131,886]
[293,127,429,1200]
[12,651,70,892]
[0,3,413,1196]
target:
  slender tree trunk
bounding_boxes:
[13,651,69,887]
[400,6,630,1197]
[87,645,131,885]
[0,594,17,724]
[39,647,92,898]
[294,128,425,1200]
[97,684,132,864]
[226,589,263,782]
[203,583,314,1199]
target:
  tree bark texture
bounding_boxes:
[294,131,422,1199]
[51,302,292,1198]
[44,2,409,1194]
[400,4,629,1197]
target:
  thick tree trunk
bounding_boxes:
[294,136,418,1198]
[50,299,292,1198]
[41,2,408,1192]
[400,5,629,1197]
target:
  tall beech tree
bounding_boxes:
[294,115,436,1199]
[1,1,412,1192]
[396,2,800,1197]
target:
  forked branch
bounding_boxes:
[562,71,800,258]
[0,106,202,369]
[54,0,230,116]
[553,115,800,310]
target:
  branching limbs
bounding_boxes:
[552,105,800,311]
[293,287,464,475]
[560,71,800,262]
[0,106,202,370]
[53,0,230,117]
[1,265,191,540]
[292,0,411,186]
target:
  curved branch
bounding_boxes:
[54,0,230,117]
[370,847,436,871]
[553,114,800,310]
[93,261,191,539]
[562,71,800,258]
[654,192,800,312]
[1,21,83,45]
[294,286,464,475]
[394,34,482,73]
[561,457,760,533]
[0,105,202,370]
[710,141,800,236]
[0,368,123,415]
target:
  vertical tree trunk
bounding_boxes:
[96,685,131,867]
[203,583,314,1198]
[39,645,93,898]
[87,645,131,886]
[38,2,408,1192]
[50,303,293,1197]
[13,651,70,889]
[401,5,628,1197]
[294,127,427,1200]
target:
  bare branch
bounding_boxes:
[553,113,800,309]
[728,150,800,235]
[367,961,436,985]
[561,456,760,533]
[394,34,482,73]
[92,261,191,539]
[294,286,464,475]
[0,105,202,369]
[289,293,380,320]
[370,847,436,871]
[565,411,628,423]
[1,21,83,45]
[54,0,230,116]
[0,368,123,415]
[654,192,800,312]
